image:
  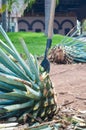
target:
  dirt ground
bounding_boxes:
[50,63,86,111]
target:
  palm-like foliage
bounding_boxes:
[1,0,36,32]
[0,25,57,125]
[24,0,36,6]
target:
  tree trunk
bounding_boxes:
[45,0,59,36]
[1,0,7,31]
[45,0,52,36]
[7,11,11,32]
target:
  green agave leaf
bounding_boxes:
[4,100,34,112]
[0,110,19,119]
[0,91,30,101]
[0,64,17,77]
[0,122,18,128]
[0,81,13,92]
[0,25,14,49]
[13,88,39,100]
[74,58,86,62]
[0,100,15,105]
[0,81,26,92]
[0,72,27,90]
[0,25,35,81]
[34,55,39,74]
[64,34,84,46]
[19,38,40,82]
[0,39,15,56]
[0,72,40,92]
[60,26,78,45]
[28,124,51,130]
[0,48,31,80]
[0,27,40,90]
[31,83,40,90]
[25,84,42,100]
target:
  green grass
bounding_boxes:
[0,32,64,57]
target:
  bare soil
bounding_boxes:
[50,63,86,111]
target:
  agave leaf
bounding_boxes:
[0,127,18,130]
[25,84,42,100]
[0,64,17,77]
[0,48,31,80]
[64,34,84,46]
[0,81,14,92]
[74,57,86,62]
[0,110,19,120]
[13,88,40,100]
[14,88,40,100]
[60,27,78,45]
[0,28,40,89]
[28,124,51,130]
[0,36,41,90]
[0,39,15,56]
[61,26,83,46]
[0,72,27,90]
[0,39,18,63]
[0,122,18,128]
[0,81,26,92]
[0,72,40,92]
[0,100,16,105]
[0,25,14,49]
[34,55,39,74]
[19,38,40,82]
[0,91,30,101]
[31,83,40,90]
[0,25,35,81]
[0,83,40,102]
[4,100,34,112]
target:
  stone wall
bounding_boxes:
[18,16,77,35]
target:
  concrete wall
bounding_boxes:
[18,16,77,35]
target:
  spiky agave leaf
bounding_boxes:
[48,27,86,64]
[0,25,57,125]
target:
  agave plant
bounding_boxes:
[0,25,57,125]
[48,27,86,64]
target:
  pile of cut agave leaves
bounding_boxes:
[0,25,86,130]
[48,26,86,64]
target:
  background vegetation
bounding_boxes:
[0,32,64,56]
